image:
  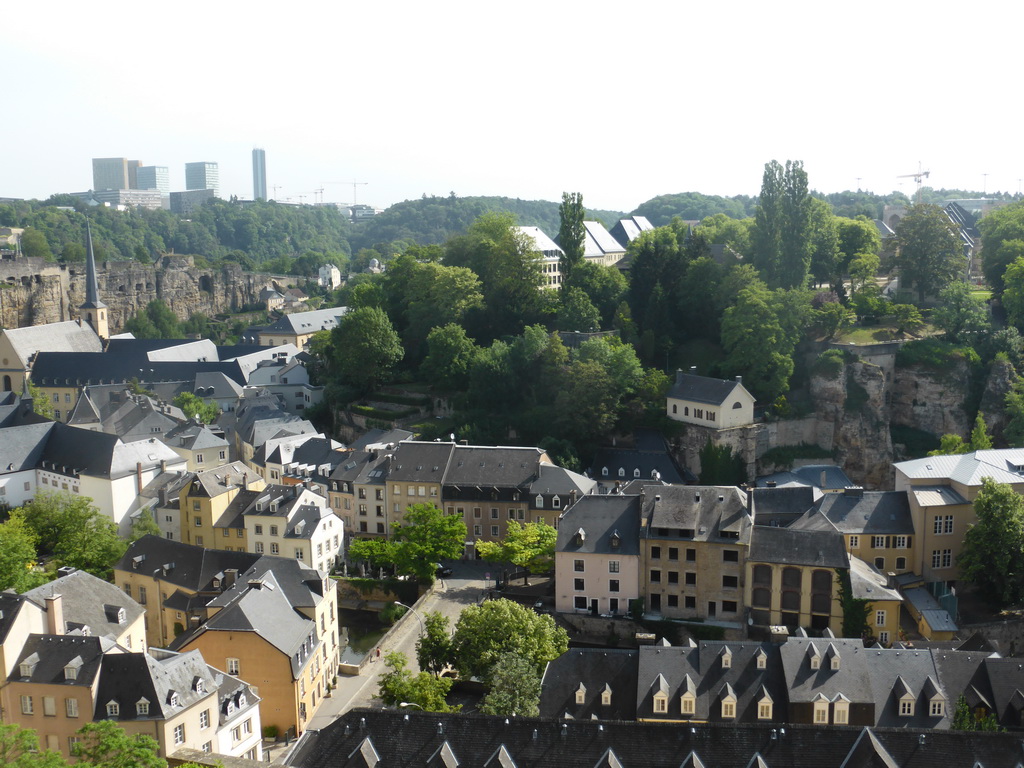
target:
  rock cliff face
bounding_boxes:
[809,359,893,489]
[890,358,972,439]
[979,356,1018,442]
[0,256,270,332]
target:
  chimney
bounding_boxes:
[820,470,827,487]
[45,593,64,636]
[161,459,167,473]
[676,368,684,385]
[224,569,238,588]
[136,462,144,495]
[690,366,697,375]
[735,375,742,383]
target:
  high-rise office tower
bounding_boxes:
[185,162,220,198]
[252,148,267,200]
[92,158,130,191]
[135,166,170,194]
[126,160,141,190]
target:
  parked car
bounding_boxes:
[435,563,453,577]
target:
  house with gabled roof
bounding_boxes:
[539,648,639,721]
[0,319,102,394]
[258,306,348,349]
[666,367,755,429]
[555,495,641,616]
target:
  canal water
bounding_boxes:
[339,608,389,666]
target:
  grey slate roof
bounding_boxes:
[758,465,854,492]
[297,708,1024,768]
[1,320,102,364]
[540,648,639,720]
[667,372,750,406]
[749,486,821,527]
[0,421,55,473]
[389,441,456,484]
[642,485,752,545]
[13,634,114,686]
[115,535,261,595]
[556,495,642,557]
[262,307,348,335]
[38,423,182,480]
[0,593,37,645]
[24,569,144,642]
[446,445,544,488]
[608,216,654,247]
[799,490,914,536]
[748,525,849,568]
[31,352,247,388]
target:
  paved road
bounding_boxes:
[305,561,494,730]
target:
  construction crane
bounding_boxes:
[272,185,284,200]
[314,186,325,205]
[325,180,369,206]
[897,164,931,204]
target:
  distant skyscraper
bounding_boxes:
[185,162,220,197]
[252,148,267,200]
[92,158,130,191]
[135,166,170,195]
[126,160,141,190]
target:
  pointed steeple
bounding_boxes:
[80,222,108,340]
[81,223,106,310]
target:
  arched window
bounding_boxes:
[618,468,625,478]
[2,375,10,391]
[601,467,609,477]
[535,494,544,508]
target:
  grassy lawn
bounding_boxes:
[970,288,993,301]
[833,323,938,345]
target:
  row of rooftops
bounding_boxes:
[295,708,1024,768]
[541,634,1024,730]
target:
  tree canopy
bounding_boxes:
[349,503,466,582]
[474,520,557,584]
[893,204,964,304]
[958,478,1024,608]
[329,306,404,394]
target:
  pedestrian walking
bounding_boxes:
[376,647,381,661]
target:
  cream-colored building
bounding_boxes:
[0,320,102,394]
[258,306,348,349]
[555,495,642,616]
[666,368,755,429]
[180,462,265,548]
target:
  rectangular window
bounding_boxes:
[875,610,886,627]
[227,658,240,674]
[814,706,828,723]
[608,560,620,573]
[896,556,907,570]
[723,550,739,562]
[834,707,848,724]
[894,535,908,549]
[667,594,678,607]
[574,578,585,591]
[849,535,859,549]
[668,547,678,561]
[295,548,304,560]
[21,695,33,715]
[650,569,661,583]
[194,516,202,527]
[174,724,185,745]
[685,572,696,586]
[722,575,738,589]
[200,709,210,729]
[874,557,885,570]
[271,543,279,554]
[255,542,264,553]
[933,516,943,535]
[43,696,56,716]
[686,548,696,562]
[255,525,263,535]
[66,698,79,717]
[872,535,886,549]
[473,525,482,536]
[138,586,147,605]
[684,596,696,609]
[650,546,661,559]
[490,525,499,536]
[944,515,954,534]
[942,549,952,568]
[574,596,587,610]
[668,571,679,584]
[609,579,619,593]
[722,600,738,613]
[574,559,585,572]
[270,525,278,536]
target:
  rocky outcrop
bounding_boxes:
[0,255,271,332]
[979,356,1018,442]
[891,358,972,439]
[809,359,893,489]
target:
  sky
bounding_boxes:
[5,1,1023,214]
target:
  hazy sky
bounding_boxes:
[5,1,1022,213]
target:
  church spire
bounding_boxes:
[80,222,108,340]
[81,222,106,310]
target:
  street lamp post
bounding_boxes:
[394,601,425,634]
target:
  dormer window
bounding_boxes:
[136,698,149,716]
[609,531,621,549]
[757,691,773,720]
[574,528,586,546]
[601,684,612,706]
[834,695,850,724]
[813,694,830,723]
[106,701,119,717]
[116,607,126,625]
[930,696,946,717]
[900,696,915,716]
[194,678,205,694]
[680,692,696,715]
[721,647,732,669]
[64,657,82,681]
[721,692,737,719]
[809,646,821,670]
[238,693,247,708]
[653,692,668,714]
[168,692,180,708]
[633,468,641,479]
[552,496,561,509]
[830,653,841,671]
[212,578,221,589]
[601,467,609,477]
[575,683,586,705]
[19,656,38,678]
[755,649,767,670]
[618,468,625,478]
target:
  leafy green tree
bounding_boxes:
[626,227,684,341]
[554,360,618,448]
[450,598,568,680]
[18,492,126,578]
[721,280,795,402]
[475,521,557,585]
[817,300,856,340]
[932,281,989,343]
[390,503,466,582]
[557,192,586,278]
[893,204,964,304]
[20,228,53,260]
[376,651,459,712]
[330,306,403,394]
[421,323,480,391]
[415,611,454,677]
[478,653,542,717]
[172,392,219,424]
[123,300,183,339]
[1005,379,1024,446]
[558,287,600,332]
[347,538,398,571]
[695,213,754,255]
[562,260,627,328]
[807,197,840,287]
[73,719,164,768]
[958,478,1024,608]
[61,242,86,263]
[752,160,811,289]
[0,511,47,592]
[27,379,54,419]
[980,201,1024,293]
[928,433,969,456]
[970,413,993,450]
[888,303,925,336]
[1001,256,1024,330]
[130,510,162,541]
[0,723,67,768]
[951,694,1004,731]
